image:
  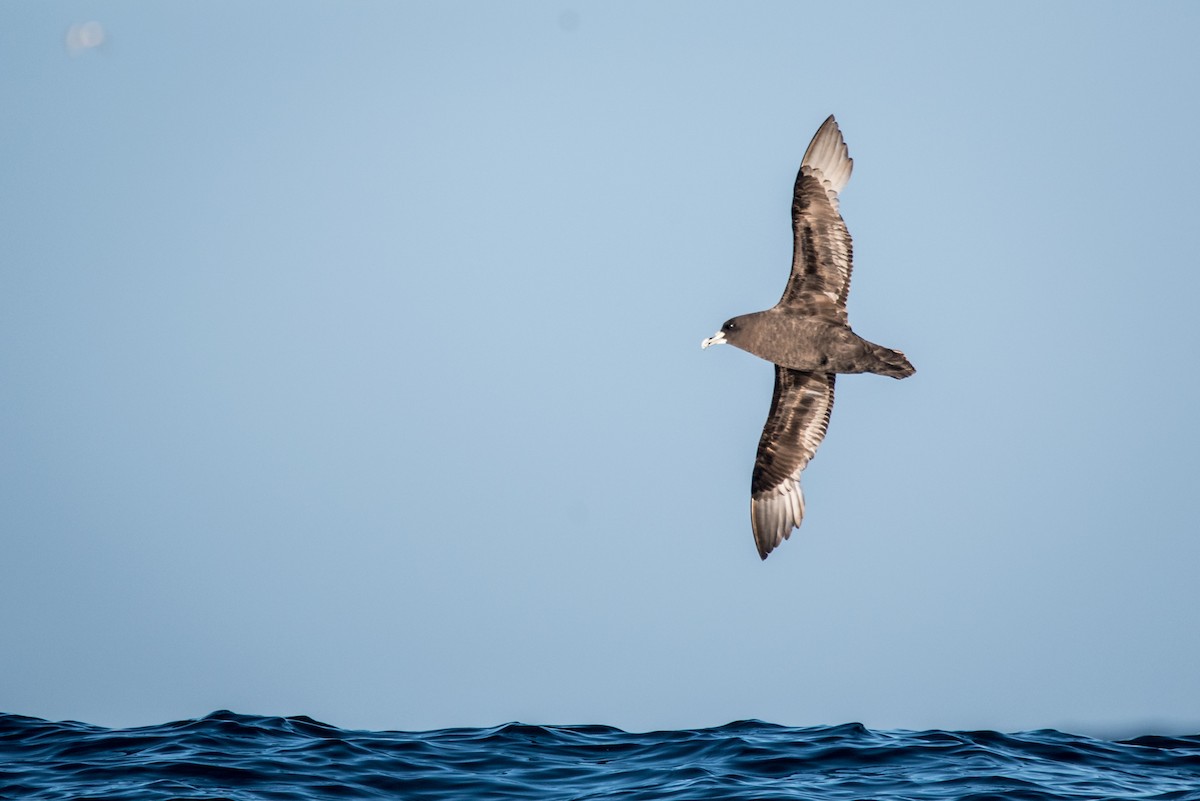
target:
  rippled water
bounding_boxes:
[3,711,1199,800]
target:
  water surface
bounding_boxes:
[3,711,1199,800]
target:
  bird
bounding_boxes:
[701,115,914,560]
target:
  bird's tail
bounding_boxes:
[869,343,915,379]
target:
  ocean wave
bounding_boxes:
[2,711,1198,800]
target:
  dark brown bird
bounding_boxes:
[702,116,914,559]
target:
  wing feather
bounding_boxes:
[750,368,835,559]
[778,116,855,321]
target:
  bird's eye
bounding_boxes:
[723,321,736,331]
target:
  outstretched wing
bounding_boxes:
[750,367,835,559]
[778,115,855,322]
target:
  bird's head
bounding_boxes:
[701,317,744,350]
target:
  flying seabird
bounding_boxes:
[702,116,914,560]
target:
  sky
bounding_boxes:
[3,1,1200,737]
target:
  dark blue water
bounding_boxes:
[3,711,1199,800]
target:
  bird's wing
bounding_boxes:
[778,115,854,321]
[750,367,835,559]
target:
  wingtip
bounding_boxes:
[755,536,775,560]
[750,484,804,560]
[800,115,853,198]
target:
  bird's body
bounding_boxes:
[702,116,913,559]
[716,310,912,377]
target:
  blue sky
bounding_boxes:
[3,1,1200,736]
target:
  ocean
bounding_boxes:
[2,711,1198,800]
